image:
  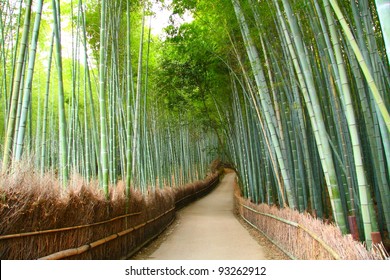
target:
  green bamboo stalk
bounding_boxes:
[131,6,146,190]
[52,0,69,186]
[13,57,26,157]
[3,0,23,135]
[274,0,347,232]
[328,0,390,133]
[229,38,287,206]
[324,0,378,247]
[98,0,109,195]
[83,65,90,181]
[142,16,153,189]
[231,0,295,209]
[15,0,44,161]
[352,1,390,172]
[375,0,390,65]
[126,0,133,196]
[344,23,390,235]
[0,8,8,136]
[1,0,32,173]
[79,0,101,182]
[67,0,78,173]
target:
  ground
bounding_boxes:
[132,172,290,260]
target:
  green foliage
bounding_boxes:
[154,5,232,129]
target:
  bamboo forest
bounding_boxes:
[0,0,389,260]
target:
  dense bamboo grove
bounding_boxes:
[0,0,389,251]
[0,0,219,195]
[223,0,390,249]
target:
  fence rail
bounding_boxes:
[0,212,142,240]
[239,203,341,260]
[39,207,175,260]
[0,172,221,259]
[235,187,384,260]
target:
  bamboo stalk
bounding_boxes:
[98,0,109,195]
[1,0,33,173]
[52,0,69,186]
[328,0,390,132]
[14,0,44,161]
[375,0,390,65]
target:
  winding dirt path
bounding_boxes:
[141,172,267,260]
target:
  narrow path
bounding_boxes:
[143,172,267,260]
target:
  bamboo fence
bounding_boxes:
[234,183,387,260]
[0,172,221,259]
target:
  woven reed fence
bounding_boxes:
[0,172,220,260]
[234,183,386,260]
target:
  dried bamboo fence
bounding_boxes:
[234,181,386,260]
[0,172,221,260]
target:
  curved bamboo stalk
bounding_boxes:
[231,0,296,209]
[324,0,378,248]
[274,0,347,231]
[328,0,390,133]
